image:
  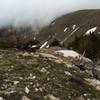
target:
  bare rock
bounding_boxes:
[39,53,57,59]
[0,97,3,100]
[23,52,31,57]
[25,87,30,94]
[44,94,60,100]
[85,78,100,91]
[22,96,30,100]
[92,66,100,80]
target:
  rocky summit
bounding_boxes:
[0,47,99,100]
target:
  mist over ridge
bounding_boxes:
[0,0,100,31]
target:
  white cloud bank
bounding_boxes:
[0,0,100,30]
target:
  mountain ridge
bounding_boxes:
[0,9,100,50]
[38,9,100,47]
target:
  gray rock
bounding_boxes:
[92,65,100,80]
[0,97,3,100]
[22,96,30,100]
[39,53,57,59]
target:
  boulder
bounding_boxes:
[92,65,100,80]
[22,96,30,100]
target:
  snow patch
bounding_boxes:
[73,25,76,30]
[40,41,48,49]
[46,45,50,48]
[64,27,68,32]
[71,27,79,35]
[56,50,80,58]
[31,45,37,48]
[85,27,97,35]
[61,27,79,44]
[56,50,92,62]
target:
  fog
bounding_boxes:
[0,0,100,30]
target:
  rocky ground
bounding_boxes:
[0,47,99,100]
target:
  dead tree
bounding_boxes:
[73,51,86,70]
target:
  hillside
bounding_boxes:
[38,9,100,47]
[0,10,100,49]
[0,26,37,48]
[0,47,99,100]
[0,9,100,100]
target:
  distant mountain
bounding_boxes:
[38,9,100,47]
[0,9,100,53]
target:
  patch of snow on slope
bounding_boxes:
[56,50,80,58]
[56,50,92,62]
[73,25,76,30]
[46,45,50,48]
[64,27,68,32]
[85,27,97,35]
[61,27,79,44]
[71,27,79,35]
[40,41,48,49]
[31,45,37,48]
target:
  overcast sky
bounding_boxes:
[0,0,100,30]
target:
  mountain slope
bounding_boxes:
[38,9,100,47]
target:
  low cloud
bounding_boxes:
[0,0,100,31]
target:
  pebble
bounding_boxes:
[25,87,30,94]
[64,71,72,76]
[40,68,47,73]
[13,81,19,85]
[35,88,39,92]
